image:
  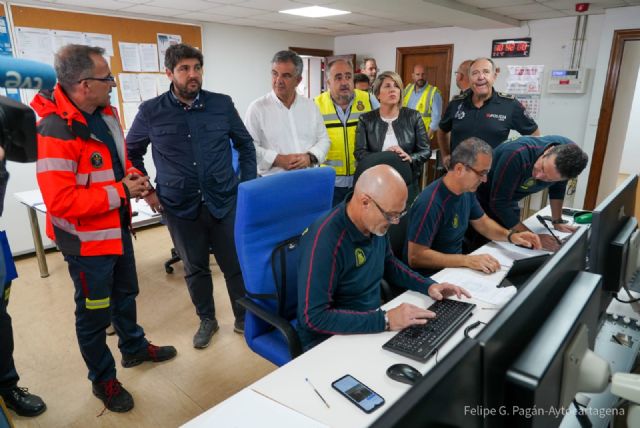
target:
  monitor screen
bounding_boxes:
[370,339,483,428]
[504,270,602,428]
[475,227,589,428]
[589,174,638,303]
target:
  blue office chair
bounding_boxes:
[235,168,335,366]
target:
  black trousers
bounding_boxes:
[164,204,246,322]
[0,282,18,392]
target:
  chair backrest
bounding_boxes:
[353,151,413,186]
[235,168,335,364]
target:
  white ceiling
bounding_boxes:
[11,0,640,36]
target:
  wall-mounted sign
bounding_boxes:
[491,38,531,58]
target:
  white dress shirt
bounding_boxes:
[244,90,330,176]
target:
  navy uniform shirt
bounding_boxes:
[439,89,538,152]
[476,135,573,229]
[297,200,435,350]
[405,178,484,275]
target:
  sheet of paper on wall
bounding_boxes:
[506,65,544,95]
[15,27,54,65]
[139,44,159,72]
[20,89,39,110]
[122,102,141,130]
[51,30,84,53]
[156,33,181,70]
[119,42,142,72]
[156,74,168,95]
[118,73,141,102]
[84,33,114,57]
[109,87,120,116]
[138,74,159,100]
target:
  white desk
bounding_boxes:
[183,207,583,427]
[13,189,162,278]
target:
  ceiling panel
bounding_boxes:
[12,0,640,37]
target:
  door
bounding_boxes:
[396,44,454,107]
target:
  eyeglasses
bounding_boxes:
[366,195,407,224]
[78,74,116,84]
[464,164,490,178]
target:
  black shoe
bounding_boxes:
[121,343,177,368]
[92,378,133,413]
[0,386,46,417]
[233,319,245,334]
[193,318,219,349]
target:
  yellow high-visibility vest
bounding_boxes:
[402,83,440,132]
[315,89,373,176]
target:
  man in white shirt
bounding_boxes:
[244,50,330,176]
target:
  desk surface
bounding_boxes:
[13,189,162,229]
[184,207,582,427]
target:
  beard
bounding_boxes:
[174,79,201,100]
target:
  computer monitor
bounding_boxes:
[589,174,638,301]
[504,270,603,427]
[370,339,483,428]
[475,227,589,428]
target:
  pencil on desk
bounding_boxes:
[305,377,330,408]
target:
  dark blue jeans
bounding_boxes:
[64,229,147,383]
[0,282,18,392]
[164,204,245,322]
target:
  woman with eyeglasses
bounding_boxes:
[354,71,430,200]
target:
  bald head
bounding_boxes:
[349,165,408,237]
[355,165,407,201]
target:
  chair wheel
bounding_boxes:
[165,266,174,274]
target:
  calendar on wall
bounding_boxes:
[514,94,541,120]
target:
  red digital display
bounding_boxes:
[491,38,531,58]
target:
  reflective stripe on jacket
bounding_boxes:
[315,89,372,176]
[32,84,139,256]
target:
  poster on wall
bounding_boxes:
[156,33,181,71]
[0,17,13,56]
[506,65,544,95]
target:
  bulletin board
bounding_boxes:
[9,4,202,124]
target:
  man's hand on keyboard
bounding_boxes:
[387,303,435,331]
[428,282,472,301]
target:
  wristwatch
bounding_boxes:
[551,218,568,225]
[507,229,517,243]
[383,311,390,331]
[307,152,318,167]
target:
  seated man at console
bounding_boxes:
[406,138,541,276]
[475,135,588,251]
[296,165,470,350]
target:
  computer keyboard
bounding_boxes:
[382,299,476,363]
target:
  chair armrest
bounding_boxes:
[238,297,303,359]
[380,279,405,304]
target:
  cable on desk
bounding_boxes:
[613,293,640,304]
[464,321,486,339]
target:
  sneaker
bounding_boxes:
[92,378,133,413]
[0,386,46,417]
[121,343,177,368]
[193,318,219,349]
[233,319,245,334]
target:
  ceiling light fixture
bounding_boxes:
[279,6,350,18]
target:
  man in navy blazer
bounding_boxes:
[127,44,256,349]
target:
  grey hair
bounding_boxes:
[450,137,492,168]
[360,57,376,69]
[469,57,496,75]
[272,50,303,77]
[54,44,105,92]
[326,58,353,76]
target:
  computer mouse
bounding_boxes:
[386,363,422,385]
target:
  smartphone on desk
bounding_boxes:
[332,374,385,413]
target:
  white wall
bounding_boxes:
[574,6,640,207]
[0,21,331,255]
[200,23,332,117]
